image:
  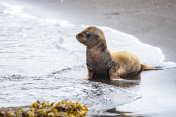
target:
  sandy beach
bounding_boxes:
[2,0,176,116]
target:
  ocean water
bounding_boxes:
[0,1,175,114]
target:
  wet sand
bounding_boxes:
[4,0,176,116]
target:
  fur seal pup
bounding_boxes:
[76,26,158,80]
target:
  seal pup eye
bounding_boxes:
[85,32,91,38]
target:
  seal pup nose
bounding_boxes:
[76,33,83,39]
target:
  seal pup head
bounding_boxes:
[76,26,107,49]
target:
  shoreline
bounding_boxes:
[6,0,176,62]
[3,0,176,116]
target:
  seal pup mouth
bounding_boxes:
[76,33,89,45]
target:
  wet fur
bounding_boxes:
[76,26,155,80]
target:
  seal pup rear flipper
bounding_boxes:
[141,64,163,71]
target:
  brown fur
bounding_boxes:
[76,26,155,80]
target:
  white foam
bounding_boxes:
[101,26,165,63]
[0,2,74,26]
[0,2,176,77]
[102,26,176,68]
[1,2,36,19]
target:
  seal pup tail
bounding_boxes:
[141,64,163,71]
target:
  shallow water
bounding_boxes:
[0,1,175,115]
